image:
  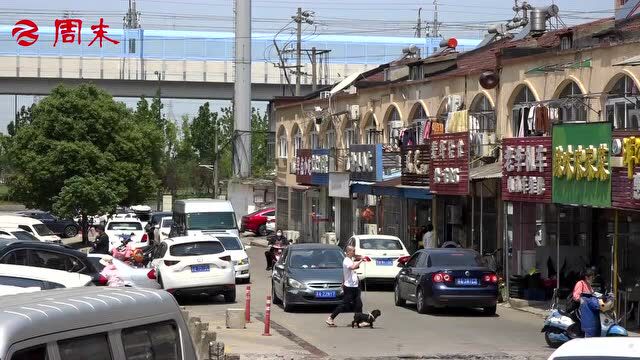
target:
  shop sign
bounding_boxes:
[501,137,552,203]
[349,144,383,182]
[329,173,350,198]
[311,149,330,185]
[401,144,430,187]
[611,130,640,209]
[295,149,312,185]
[552,123,611,207]
[429,132,469,195]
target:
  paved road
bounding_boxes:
[185,239,553,360]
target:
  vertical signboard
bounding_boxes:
[295,149,312,185]
[501,137,552,203]
[401,144,431,187]
[348,144,383,182]
[429,132,469,195]
[551,123,612,207]
[611,130,640,209]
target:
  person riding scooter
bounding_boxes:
[265,229,288,270]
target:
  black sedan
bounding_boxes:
[271,244,345,312]
[18,210,80,238]
[394,248,499,315]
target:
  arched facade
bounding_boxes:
[383,104,402,145]
[360,111,380,144]
[306,120,319,149]
[291,122,302,157]
[554,80,586,123]
[604,73,640,129]
[277,125,288,159]
[508,84,539,137]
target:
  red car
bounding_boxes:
[240,207,275,236]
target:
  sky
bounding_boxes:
[0,0,614,132]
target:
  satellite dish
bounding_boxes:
[479,71,500,89]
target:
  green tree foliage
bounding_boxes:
[7,84,160,220]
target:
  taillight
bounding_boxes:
[432,272,453,283]
[483,273,498,284]
[141,233,148,243]
[147,269,156,279]
[98,275,108,286]
[219,255,231,262]
[164,260,179,266]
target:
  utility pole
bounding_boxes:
[311,47,317,92]
[292,8,314,96]
[233,0,252,178]
[433,0,440,37]
[416,7,422,38]
[213,116,219,197]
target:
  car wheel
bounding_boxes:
[271,282,281,304]
[282,285,293,312]
[483,305,497,316]
[64,225,79,238]
[258,224,268,237]
[224,289,236,303]
[394,282,406,307]
[416,287,430,314]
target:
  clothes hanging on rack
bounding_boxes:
[446,110,469,133]
[422,121,432,141]
[517,107,530,138]
[527,106,536,135]
[535,105,550,134]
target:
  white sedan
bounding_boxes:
[0,264,93,291]
[211,234,251,283]
[548,338,640,359]
[344,235,409,282]
[87,254,160,289]
[153,216,173,245]
[151,236,236,302]
[105,220,149,250]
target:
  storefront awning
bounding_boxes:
[350,181,374,195]
[373,177,402,197]
[613,55,640,66]
[397,185,432,200]
[470,162,502,180]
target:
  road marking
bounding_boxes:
[254,312,328,357]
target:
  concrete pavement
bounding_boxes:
[184,236,554,360]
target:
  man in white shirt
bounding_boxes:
[422,223,435,249]
[326,245,365,326]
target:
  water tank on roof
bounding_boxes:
[530,9,547,32]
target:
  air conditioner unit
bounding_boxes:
[320,91,331,99]
[448,95,463,112]
[365,194,377,206]
[350,105,360,120]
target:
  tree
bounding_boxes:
[251,108,271,177]
[8,84,160,243]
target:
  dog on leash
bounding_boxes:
[351,309,381,328]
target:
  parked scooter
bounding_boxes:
[541,289,628,348]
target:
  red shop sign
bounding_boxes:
[501,137,552,203]
[611,130,640,210]
[429,132,469,195]
[296,149,312,185]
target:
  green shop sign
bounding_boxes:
[552,122,612,207]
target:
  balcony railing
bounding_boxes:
[329,148,349,173]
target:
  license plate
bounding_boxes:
[315,290,336,299]
[455,278,478,286]
[191,265,210,273]
[375,259,393,266]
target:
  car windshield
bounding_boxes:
[360,238,403,251]
[170,241,225,256]
[161,219,173,228]
[430,252,483,267]
[186,212,237,230]
[33,224,54,236]
[11,231,39,241]
[289,249,344,269]
[216,236,243,250]
[107,222,142,230]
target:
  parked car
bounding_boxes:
[105,219,149,251]
[0,215,61,243]
[0,227,41,241]
[151,236,236,301]
[146,211,172,242]
[153,216,174,245]
[87,254,160,289]
[171,199,239,237]
[17,210,80,238]
[0,287,197,359]
[240,207,275,236]
[0,264,93,290]
[271,243,345,312]
[548,337,640,359]
[394,248,499,315]
[343,234,409,283]
[211,234,251,283]
[0,238,104,285]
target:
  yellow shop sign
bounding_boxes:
[552,144,610,182]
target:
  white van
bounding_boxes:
[171,199,239,238]
[0,216,61,243]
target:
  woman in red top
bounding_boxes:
[572,268,595,302]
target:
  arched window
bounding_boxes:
[308,122,319,149]
[385,106,402,145]
[410,103,428,145]
[324,121,336,149]
[291,124,302,157]
[557,82,586,123]
[363,113,380,144]
[277,126,287,159]
[606,75,640,129]
[511,85,536,137]
[469,94,495,133]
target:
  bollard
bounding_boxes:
[262,295,272,336]
[245,285,251,323]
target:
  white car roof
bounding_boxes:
[106,219,143,224]
[174,199,234,213]
[353,235,402,241]
[0,264,92,288]
[549,338,640,358]
[0,215,46,226]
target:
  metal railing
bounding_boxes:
[329,148,349,172]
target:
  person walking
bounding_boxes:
[326,245,365,327]
[422,223,435,249]
[91,225,110,254]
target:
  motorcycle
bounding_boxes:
[271,243,287,264]
[541,289,628,348]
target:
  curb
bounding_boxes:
[499,302,547,318]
